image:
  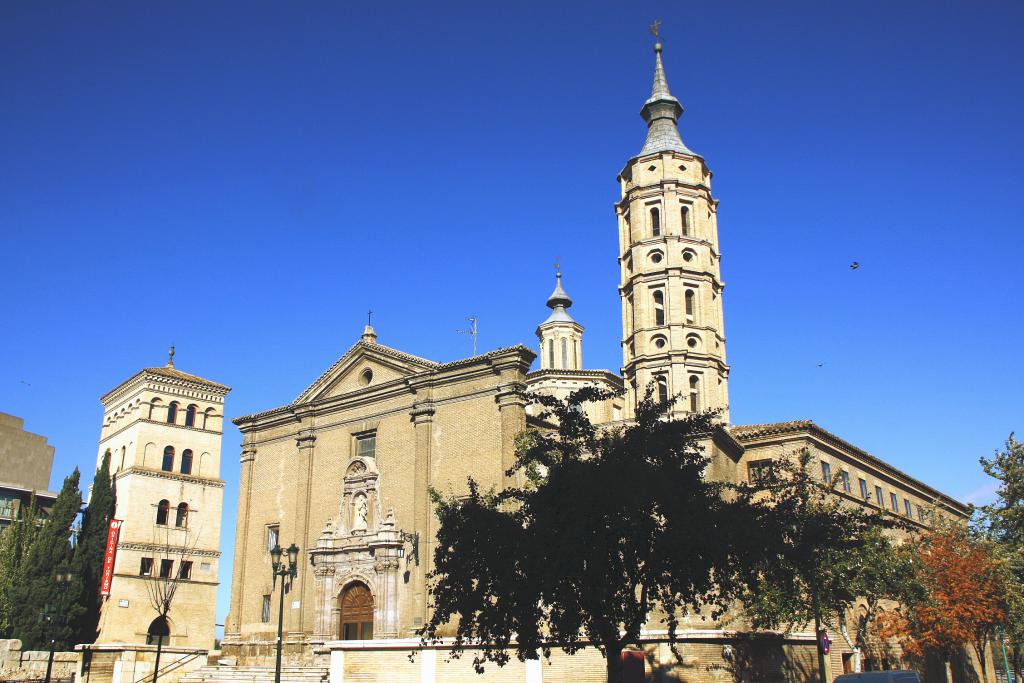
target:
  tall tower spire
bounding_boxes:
[616,34,730,421]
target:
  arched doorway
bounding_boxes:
[146,615,170,646]
[339,582,373,640]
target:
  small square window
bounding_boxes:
[890,492,899,512]
[904,499,913,517]
[356,433,376,459]
[859,478,869,500]
[178,561,193,580]
[159,559,174,579]
[875,486,884,507]
[747,460,772,484]
[139,558,153,577]
[840,470,851,493]
[820,461,832,483]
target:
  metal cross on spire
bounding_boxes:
[367,309,373,326]
[649,19,662,42]
[555,257,561,276]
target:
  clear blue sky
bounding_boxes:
[3,1,1022,631]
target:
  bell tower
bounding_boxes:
[617,37,729,421]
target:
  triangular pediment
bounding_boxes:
[294,342,438,404]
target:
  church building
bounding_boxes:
[221,39,968,679]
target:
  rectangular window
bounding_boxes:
[139,558,153,577]
[890,492,899,512]
[178,561,193,580]
[261,595,271,623]
[820,461,832,483]
[840,470,851,493]
[159,559,174,579]
[859,478,869,500]
[918,507,927,523]
[875,486,884,506]
[904,499,913,517]
[747,460,772,484]
[356,433,376,459]
[267,524,280,552]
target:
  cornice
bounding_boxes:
[117,542,221,558]
[100,418,223,444]
[115,466,225,489]
[525,369,625,389]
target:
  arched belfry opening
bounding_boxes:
[339,582,374,640]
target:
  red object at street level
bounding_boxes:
[622,649,645,683]
[821,632,832,655]
[100,519,122,597]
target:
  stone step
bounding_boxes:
[180,666,328,683]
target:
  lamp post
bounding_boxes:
[270,543,299,683]
[42,570,73,683]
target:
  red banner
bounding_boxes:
[100,519,122,597]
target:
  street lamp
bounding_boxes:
[270,543,299,683]
[42,570,73,683]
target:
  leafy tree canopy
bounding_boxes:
[421,386,755,683]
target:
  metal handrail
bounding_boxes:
[130,650,202,683]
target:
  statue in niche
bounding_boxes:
[352,493,368,531]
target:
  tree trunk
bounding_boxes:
[606,645,623,683]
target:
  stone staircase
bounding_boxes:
[179,665,330,683]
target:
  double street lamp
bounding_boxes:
[270,543,299,683]
[41,570,74,683]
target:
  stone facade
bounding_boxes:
[0,412,58,529]
[220,39,973,682]
[94,351,229,650]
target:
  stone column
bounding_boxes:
[410,401,435,630]
[294,427,316,637]
[224,442,256,639]
[495,387,527,490]
[311,565,336,642]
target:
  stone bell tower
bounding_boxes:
[536,269,583,371]
[617,38,729,421]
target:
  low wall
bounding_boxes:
[322,631,822,683]
[0,639,77,682]
[75,645,207,683]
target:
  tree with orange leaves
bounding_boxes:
[877,524,1007,681]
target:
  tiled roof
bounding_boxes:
[730,420,969,512]
[144,366,231,392]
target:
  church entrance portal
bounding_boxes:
[339,583,374,640]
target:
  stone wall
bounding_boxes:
[0,639,77,682]
[76,645,207,683]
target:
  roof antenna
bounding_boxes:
[456,316,478,356]
[167,345,175,368]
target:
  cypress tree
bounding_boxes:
[0,498,39,637]
[9,470,85,649]
[74,453,115,643]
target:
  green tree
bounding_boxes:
[0,497,40,636]
[739,450,898,683]
[977,433,1024,681]
[9,470,86,649]
[421,387,755,683]
[74,452,116,644]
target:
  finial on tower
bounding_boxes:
[362,309,378,344]
[649,18,662,50]
[637,20,692,157]
[167,345,175,368]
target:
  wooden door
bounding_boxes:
[340,583,374,640]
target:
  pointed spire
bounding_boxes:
[638,34,693,157]
[542,268,576,325]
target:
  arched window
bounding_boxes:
[162,446,174,472]
[166,402,179,425]
[180,449,193,475]
[656,375,669,404]
[119,446,126,472]
[681,205,691,236]
[547,339,554,368]
[689,375,700,413]
[156,499,170,525]
[650,207,661,237]
[175,502,189,528]
[203,408,215,430]
[185,405,197,428]
[653,290,665,326]
[561,339,568,369]
[685,289,695,320]
[148,398,162,420]
[146,616,170,646]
